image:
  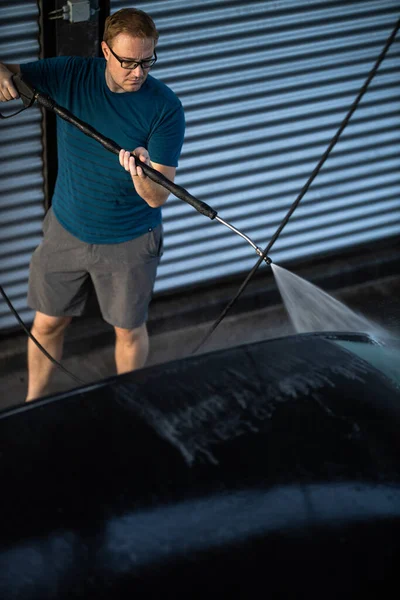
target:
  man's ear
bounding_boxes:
[101,41,109,60]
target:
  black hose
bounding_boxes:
[0,285,86,385]
[191,16,400,355]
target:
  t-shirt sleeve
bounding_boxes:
[20,57,74,102]
[148,102,186,168]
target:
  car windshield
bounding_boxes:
[332,338,400,387]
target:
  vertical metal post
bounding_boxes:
[37,0,109,209]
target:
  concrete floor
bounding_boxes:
[0,271,399,411]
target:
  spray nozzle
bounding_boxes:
[255,247,272,265]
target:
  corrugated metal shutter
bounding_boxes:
[0,1,44,331]
[110,0,400,293]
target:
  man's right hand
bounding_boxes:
[0,64,19,102]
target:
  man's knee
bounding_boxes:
[32,311,72,336]
[114,323,147,345]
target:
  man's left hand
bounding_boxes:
[118,146,176,208]
[119,147,150,180]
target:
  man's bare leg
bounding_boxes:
[114,323,149,374]
[26,311,72,401]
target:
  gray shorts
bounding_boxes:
[28,208,163,329]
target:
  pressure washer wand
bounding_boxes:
[11,74,272,265]
[12,75,216,219]
[215,216,272,265]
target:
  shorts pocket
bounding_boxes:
[147,226,164,258]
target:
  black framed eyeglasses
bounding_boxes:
[108,45,157,70]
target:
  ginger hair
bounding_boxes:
[103,8,159,47]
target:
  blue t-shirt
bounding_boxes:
[20,56,185,243]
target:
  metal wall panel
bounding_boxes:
[111,0,400,293]
[0,1,44,331]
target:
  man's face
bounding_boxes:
[101,33,155,93]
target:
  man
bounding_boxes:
[0,8,185,401]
